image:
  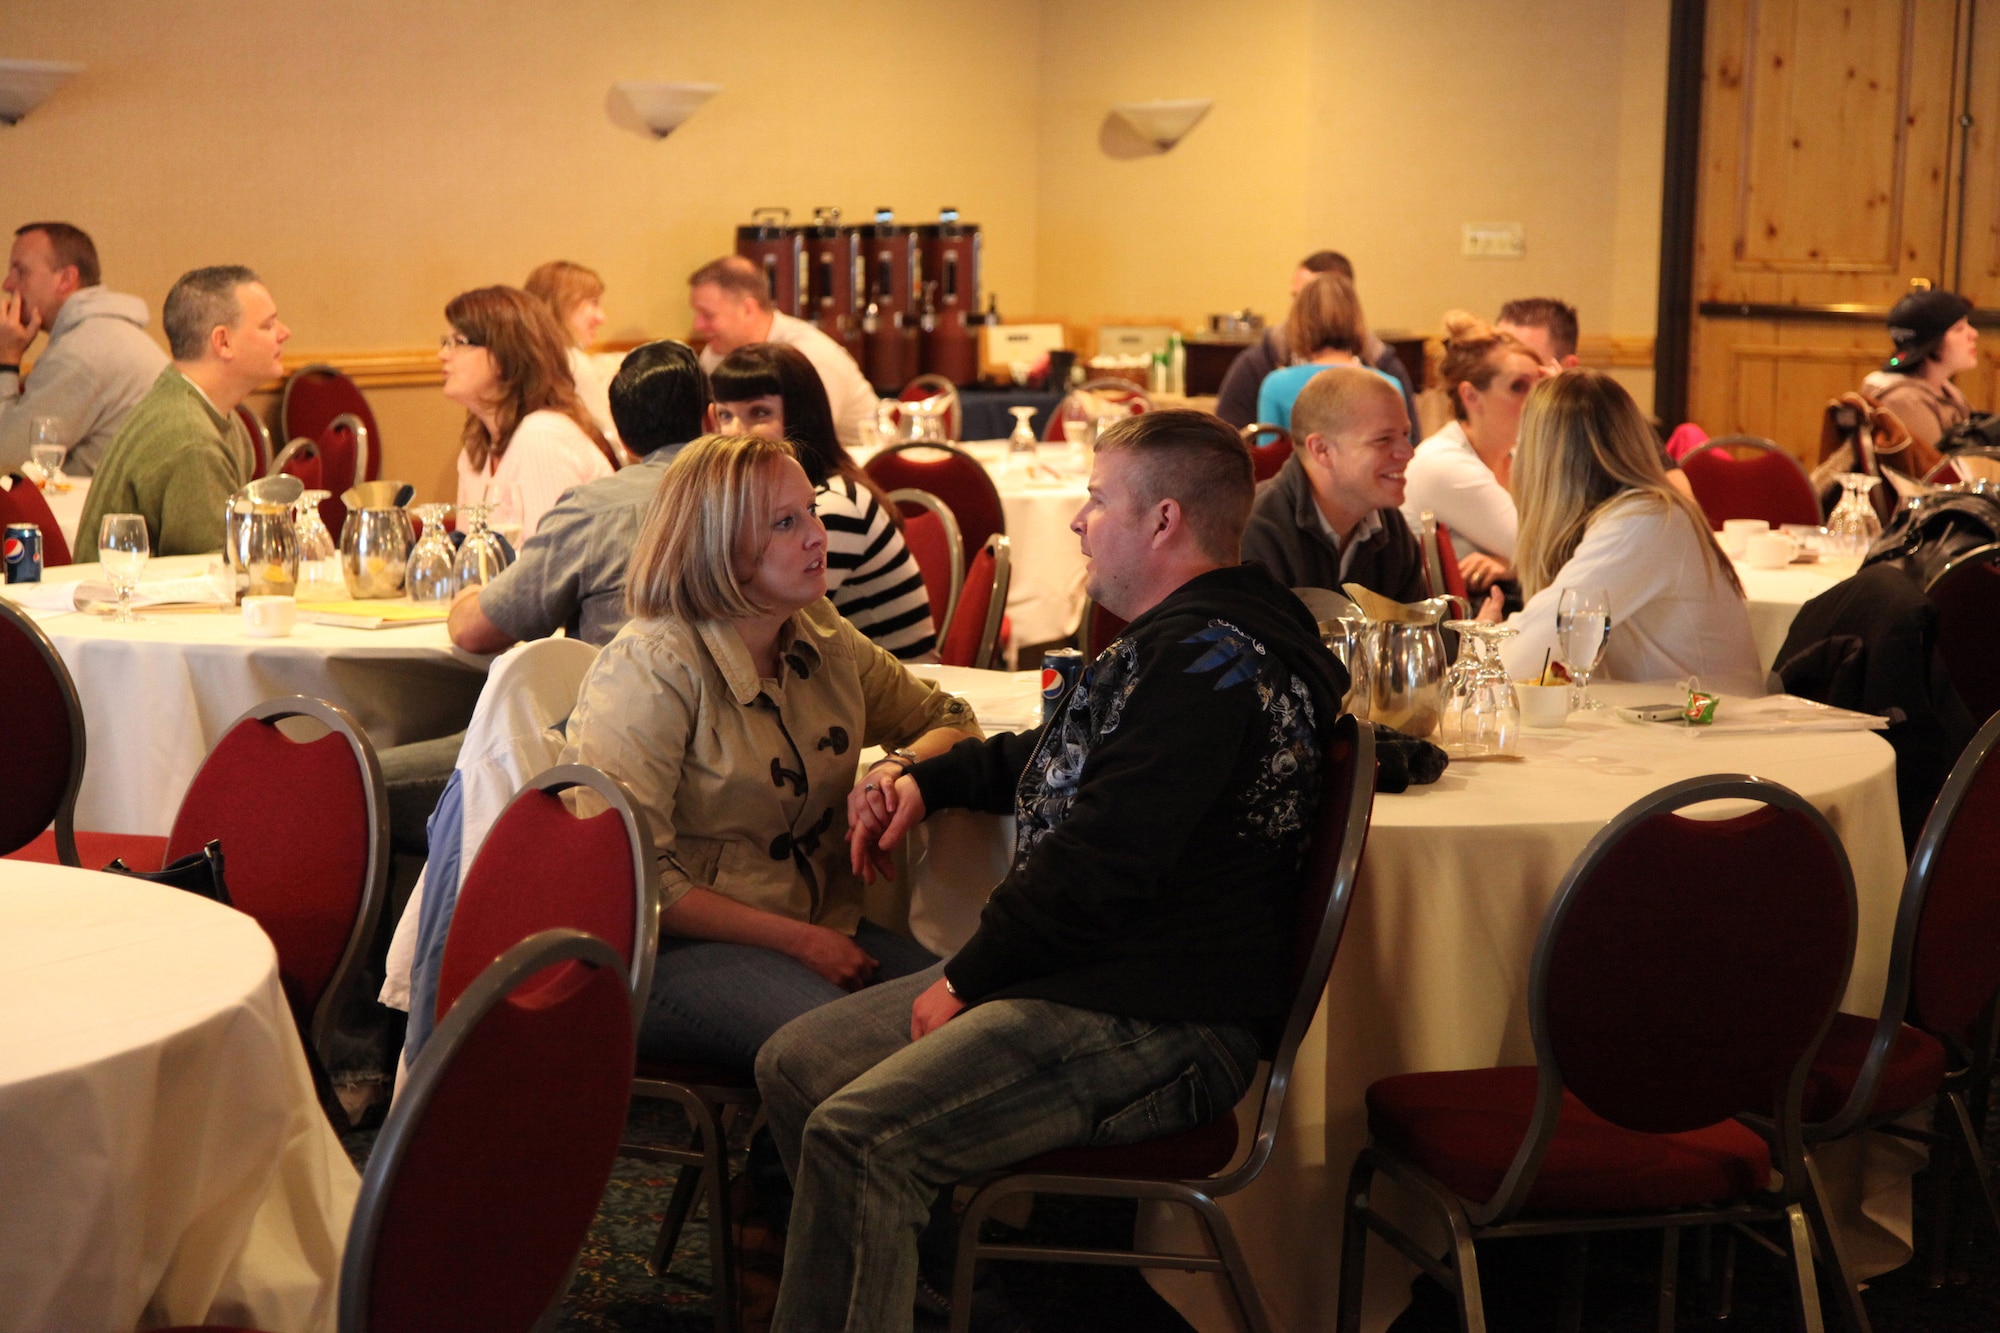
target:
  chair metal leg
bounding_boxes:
[1785,1204,1827,1333]
[648,1164,706,1276]
[1184,1191,1275,1333]
[949,1179,1009,1333]
[699,1100,738,1333]
[1336,1154,1378,1333]
[1709,1226,1737,1320]
[1556,1233,1588,1333]
[1945,1088,2000,1246]
[1797,1150,1873,1333]
[1923,1098,1956,1288]
[1658,1226,1680,1333]
[1446,1207,1488,1333]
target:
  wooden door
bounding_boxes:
[1688,0,1966,462]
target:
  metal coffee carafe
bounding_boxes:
[223,474,304,600]
[1341,585,1471,739]
[339,480,416,599]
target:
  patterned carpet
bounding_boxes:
[343,1091,2000,1332]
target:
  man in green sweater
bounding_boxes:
[77,265,289,561]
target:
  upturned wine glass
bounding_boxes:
[408,504,460,604]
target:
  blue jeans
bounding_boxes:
[639,920,939,1069]
[755,965,1262,1333]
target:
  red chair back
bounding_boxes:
[1434,523,1471,600]
[281,413,370,537]
[0,600,83,860]
[235,403,274,480]
[1538,776,1854,1137]
[344,930,633,1333]
[1680,437,1822,528]
[1241,423,1293,484]
[1927,543,2000,725]
[939,534,1010,670]
[1904,709,2000,1041]
[0,474,72,566]
[1079,599,1127,658]
[435,765,656,1027]
[864,444,1005,566]
[281,363,380,480]
[1042,378,1153,442]
[887,488,964,633]
[163,697,386,1056]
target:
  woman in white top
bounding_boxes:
[1487,370,1764,696]
[1401,312,1542,593]
[442,285,620,540]
[525,259,623,451]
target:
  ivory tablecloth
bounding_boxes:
[0,862,356,1331]
[3,555,489,836]
[894,674,1910,1333]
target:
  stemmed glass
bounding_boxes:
[293,490,343,601]
[454,500,512,590]
[1555,587,1612,711]
[1464,624,1522,755]
[98,513,149,622]
[407,504,460,605]
[31,417,66,492]
[1825,473,1883,560]
[1438,619,1487,744]
[1007,407,1040,474]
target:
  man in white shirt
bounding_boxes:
[689,255,879,451]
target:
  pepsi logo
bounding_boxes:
[1041,667,1060,693]
[3,538,20,562]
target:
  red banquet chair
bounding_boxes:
[888,487,965,634]
[274,411,371,536]
[163,930,637,1333]
[1041,377,1152,442]
[0,599,87,866]
[894,373,963,442]
[1339,774,1864,1333]
[946,716,1375,1333]
[235,402,275,480]
[1241,422,1294,484]
[5,690,390,1071]
[1077,597,1127,659]
[1416,512,1472,602]
[0,473,72,566]
[864,442,1004,568]
[1926,543,2000,727]
[281,362,381,480]
[938,533,1010,670]
[1680,435,1823,529]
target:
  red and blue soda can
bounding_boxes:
[1040,648,1084,725]
[3,523,41,583]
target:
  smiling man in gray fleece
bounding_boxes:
[0,222,169,476]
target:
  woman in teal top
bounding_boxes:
[1255,271,1402,430]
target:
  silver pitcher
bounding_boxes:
[1341,587,1471,739]
[223,474,304,600]
[874,396,951,445]
[339,480,416,599]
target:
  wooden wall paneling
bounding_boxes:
[1951,0,2000,304]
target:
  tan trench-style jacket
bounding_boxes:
[560,599,979,933]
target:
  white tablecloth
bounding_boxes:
[1732,554,1857,671]
[4,555,489,836]
[894,674,1911,1333]
[0,862,356,1331]
[859,440,1091,652]
[42,474,88,551]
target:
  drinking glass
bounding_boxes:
[1464,624,1522,754]
[292,490,344,601]
[1007,407,1040,474]
[1061,418,1090,472]
[1438,619,1487,744]
[1555,587,1612,711]
[1824,473,1882,560]
[98,513,149,622]
[454,500,512,589]
[30,417,67,492]
[407,503,460,604]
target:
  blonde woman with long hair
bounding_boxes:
[1486,371,1764,695]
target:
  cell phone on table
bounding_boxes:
[1616,702,1687,722]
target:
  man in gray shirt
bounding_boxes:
[447,339,709,653]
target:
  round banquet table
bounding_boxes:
[3,554,489,837]
[1731,552,1857,672]
[894,675,1911,1333]
[0,861,356,1331]
[856,439,1090,654]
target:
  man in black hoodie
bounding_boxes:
[756,410,1347,1332]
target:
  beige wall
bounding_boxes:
[0,0,1671,494]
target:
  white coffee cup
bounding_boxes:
[1744,530,1800,569]
[1718,518,1769,560]
[1516,683,1570,729]
[242,594,297,638]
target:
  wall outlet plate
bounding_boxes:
[1462,223,1526,259]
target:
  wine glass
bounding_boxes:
[454,500,512,589]
[98,513,150,622]
[1555,587,1612,711]
[1007,407,1040,474]
[1464,624,1522,755]
[1438,619,1487,744]
[292,490,343,601]
[1825,473,1882,560]
[30,417,66,492]
[407,503,459,604]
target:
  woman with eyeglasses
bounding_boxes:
[441,285,621,540]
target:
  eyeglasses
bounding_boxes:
[439,332,482,353]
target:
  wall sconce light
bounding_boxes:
[0,58,82,126]
[607,81,721,139]
[1107,98,1213,152]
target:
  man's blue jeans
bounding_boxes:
[640,920,938,1068]
[755,965,1262,1333]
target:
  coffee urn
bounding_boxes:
[917,207,982,387]
[734,207,802,317]
[801,207,864,364]
[857,207,921,393]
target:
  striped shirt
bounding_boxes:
[818,474,937,660]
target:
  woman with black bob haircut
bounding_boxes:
[710,343,938,660]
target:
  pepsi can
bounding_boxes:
[1040,648,1084,725]
[4,523,41,583]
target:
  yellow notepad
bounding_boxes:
[297,599,449,629]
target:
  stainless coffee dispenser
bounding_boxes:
[734,207,802,317]
[857,207,921,392]
[917,207,982,387]
[801,207,864,364]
